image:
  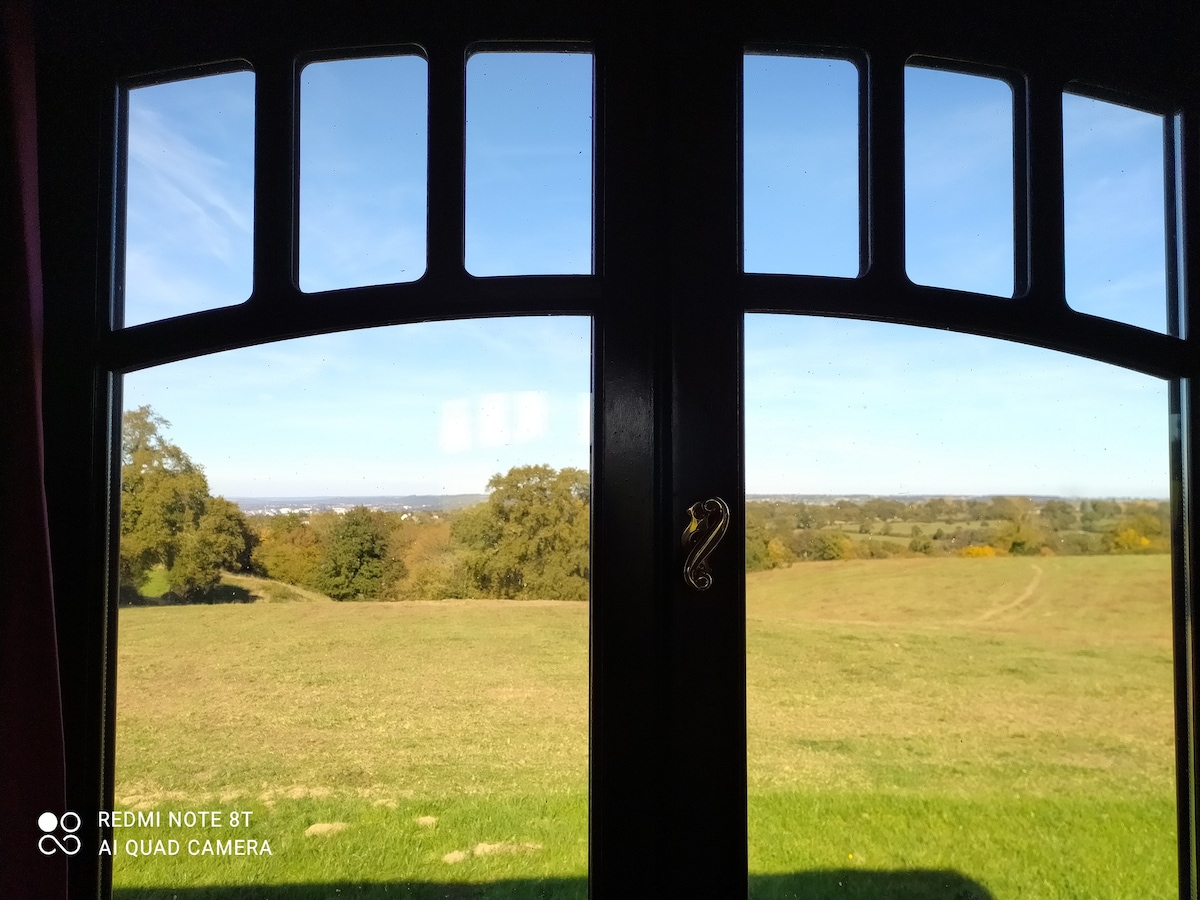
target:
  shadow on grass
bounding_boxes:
[120,582,256,606]
[191,583,256,605]
[113,869,993,899]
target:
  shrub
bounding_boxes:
[960,545,997,558]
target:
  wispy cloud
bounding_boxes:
[124,75,254,324]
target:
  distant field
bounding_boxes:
[113,555,1175,898]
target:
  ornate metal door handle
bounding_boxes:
[681,497,730,591]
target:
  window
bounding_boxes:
[121,69,255,325]
[34,4,1198,899]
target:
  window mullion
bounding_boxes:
[426,40,467,289]
[251,52,299,307]
[1024,70,1068,314]
[863,48,905,290]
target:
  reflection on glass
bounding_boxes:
[905,66,1014,297]
[300,55,428,292]
[123,71,255,327]
[114,318,590,893]
[745,314,1174,900]
[743,54,859,277]
[465,52,593,276]
[1064,92,1168,333]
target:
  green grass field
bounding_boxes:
[746,555,1176,899]
[112,555,1176,898]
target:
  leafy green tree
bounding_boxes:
[992,519,1046,556]
[119,406,255,602]
[1039,499,1077,531]
[920,497,952,522]
[863,497,904,523]
[453,465,589,600]
[1102,502,1170,554]
[833,499,861,523]
[908,536,934,554]
[167,498,259,599]
[315,506,402,600]
[251,512,323,586]
[987,496,1034,522]
[1081,498,1124,531]
[788,529,852,561]
[745,518,770,572]
[120,406,211,595]
[746,502,797,571]
[388,514,471,601]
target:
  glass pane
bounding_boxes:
[745,314,1173,899]
[465,52,593,276]
[743,54,859,277]
[1064,92,1168,333]
[300,55,428,292]
[905,66,1014,297]
[123,71,254,326]
[113,318,590,895]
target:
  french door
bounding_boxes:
[34,1,1200,898]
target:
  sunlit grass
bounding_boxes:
[113,555,1175,897]
[747,554,1175,899]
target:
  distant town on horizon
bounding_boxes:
[229,491,1172,517]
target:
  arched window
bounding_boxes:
[34,3,1198,897]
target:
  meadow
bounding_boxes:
[112,556,1176,898]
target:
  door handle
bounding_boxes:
[681,497,730,591]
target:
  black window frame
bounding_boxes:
[33,2,1200,898]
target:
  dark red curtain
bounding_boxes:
[1,0,69,894]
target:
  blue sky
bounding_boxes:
[123,53,1170,498]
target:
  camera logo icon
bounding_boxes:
[37,811,81,856]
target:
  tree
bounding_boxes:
[788,529,853,561]
[1039,499,1077,531]
[992,519,1047,556]
[453,465,590,600]
[987,496,1034,522]
[315,507,402,600]
[251,512,323,587]
[1103,503,1170,554]
[862,497,904,524]
[120,406,211,596]
[119,406,254,602]
[168,498,259,599]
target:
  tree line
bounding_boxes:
[746,495,1170,569]
[118,407,589,604]
[247,464,589,602]
[120,406,1169,603]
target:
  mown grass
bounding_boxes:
[114,555,1175,897]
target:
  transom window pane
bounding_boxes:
[122,70,255,327]
[1063,92,1169,334]
[299,54,428,292]
[904,65,1014,297]
[465,51,593,277]
[743,54,860,277]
